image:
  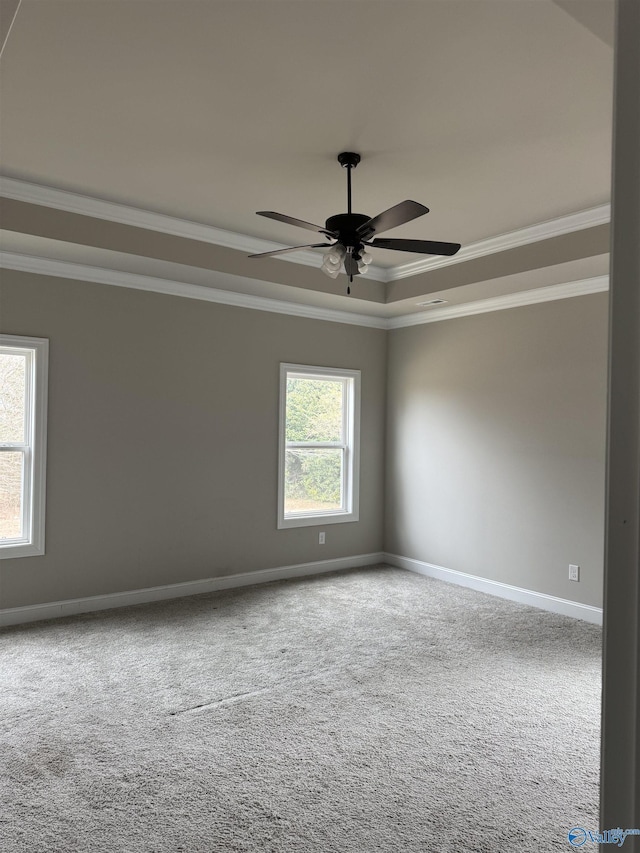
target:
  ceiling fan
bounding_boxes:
[249,152,461,293]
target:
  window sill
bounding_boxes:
[0,542,45,559]
[278,510,359,529]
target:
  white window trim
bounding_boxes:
[278,363,360,529]
[0,335,48,559]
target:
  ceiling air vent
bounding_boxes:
[416,299,448,307]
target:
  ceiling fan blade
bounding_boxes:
[249,243,333,259]
[344,254,360,277]
[257,211,336,237]
[370,238,461,256]
[357,200,430,237]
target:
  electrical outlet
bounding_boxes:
[318,532,325,545]
[569,564,580,582]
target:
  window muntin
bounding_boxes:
[278,364,360,529]
[0,336,48,558]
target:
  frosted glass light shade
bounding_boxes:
[321,262,340,279]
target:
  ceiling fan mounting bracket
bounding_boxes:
[337,152,361,169]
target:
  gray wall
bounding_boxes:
[385,293,608,607]
[0,271,387,609]
[1,270,609,612]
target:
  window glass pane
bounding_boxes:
[0,451,24,540]
[284,448,343,514]
[286,377,343,443]
[0,352,27,443]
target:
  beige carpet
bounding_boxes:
[0,566,601,852]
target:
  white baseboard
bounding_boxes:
[1,552,602,628]
[384,553,603,625]
[0,552,385,628]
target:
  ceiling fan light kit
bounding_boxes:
[249,152,461,293]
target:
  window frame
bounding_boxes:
[278,363,360,529]
[0,335,49,559]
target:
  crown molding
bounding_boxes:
[0,176,388,283]
[387,204,611,281]
[0,176,608,285]
[1,251,608,330]
[387,275,609,328]
[0,252,388,329]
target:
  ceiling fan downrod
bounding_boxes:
[337,152,362,291]
[338,151,360,217]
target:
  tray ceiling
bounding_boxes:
[0,0,614,315]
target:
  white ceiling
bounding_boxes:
[0,0,614,313]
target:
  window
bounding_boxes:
[278,363,360,529]
[0,335,48,559]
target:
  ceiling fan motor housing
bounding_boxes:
[325,212,371,255]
